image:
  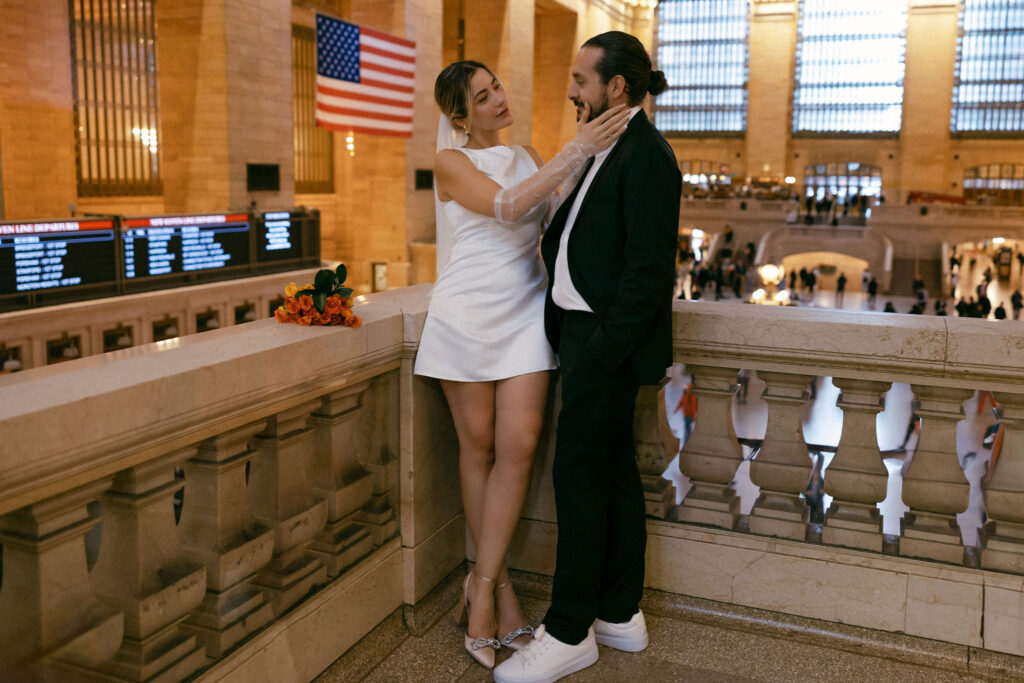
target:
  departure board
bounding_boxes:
[257,211,304,262]
[0,219,117,295]
[121,213,250,279]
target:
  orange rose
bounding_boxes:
[298,294,314,312]
[324,295,343,314]
[298,315,313,326]
[285,296,300,315]
[331,313,343,325]
[318,311,333,325]
[274,307,290,323]
[344,315,362,328]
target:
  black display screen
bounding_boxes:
[122,213,250,278]
[257,211,304,261]
[0,219,117,295]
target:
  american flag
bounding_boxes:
[315,14,416,138]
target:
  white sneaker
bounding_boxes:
[493,624,599,683]
[592,610,648,652]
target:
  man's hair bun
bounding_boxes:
[648,69,668,96]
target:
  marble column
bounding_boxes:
[634,384,677,520]
[90,449,207,681]
[983,391,1024,572]
[900,385,973,564]
[824,378,891,552]
[308,384,375,577]
[0,480,122,678]
[749,371,814,540]
[178,422,275,659]
[675,365,742,529]
[248,402,328,615]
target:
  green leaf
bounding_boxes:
[337,287,354,299]
[313,292,327,312]
[315,269,336,292]
[335,263,348,284]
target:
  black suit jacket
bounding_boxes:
[541,109,682,385]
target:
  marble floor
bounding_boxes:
[316,568,998,682]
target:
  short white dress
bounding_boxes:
[414,145,557,382]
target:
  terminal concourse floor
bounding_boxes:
[317,568,995,682]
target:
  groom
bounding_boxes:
[495,31,681,683]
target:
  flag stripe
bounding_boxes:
[316,111,413,132]
[362,44,415,64]
[316,14,415,138]
[316,76,414,103]
[361,26,415,50]
[316,102,413,123]
[316,91,413,117]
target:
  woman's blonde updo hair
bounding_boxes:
[434,60,496,133]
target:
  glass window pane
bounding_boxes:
[792,0,909,134]
[951,0,1024,135]
[653,0,749,134]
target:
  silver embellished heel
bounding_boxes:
[497,579,535,651]
[462,571,500,669]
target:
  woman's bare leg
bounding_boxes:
[478,371,550,637]
[441,379,497,639]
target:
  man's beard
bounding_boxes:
[574,92,610,122]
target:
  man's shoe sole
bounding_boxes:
[594,631,649,653]
[493,647,599,683]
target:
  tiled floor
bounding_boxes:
[316,570,994,682]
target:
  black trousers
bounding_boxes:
[543,311,646,645]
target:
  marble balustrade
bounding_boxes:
[6,288,1024,680]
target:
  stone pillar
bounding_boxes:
[749,371,814,540]
[90,450,207,681]
[824,379,891,552]
[746,1,796,180]
[675,365,742,529]
[308,384,375,577]
[0,481,122,678]
[900,385,973,564]
[178,423,275,659]
[156,0,293,214]
[982,392,1024,572]
[249,402,328,615]
[634,385,676,520]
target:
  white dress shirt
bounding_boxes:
[552,106,642,312]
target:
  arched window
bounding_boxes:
[963,164,1024,205]
[803,162,882,203]
[653,0,749,135]
[679,160,732,196]
[792,0,908,136]
[951,1,1024,135]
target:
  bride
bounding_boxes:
[414,60,629,670]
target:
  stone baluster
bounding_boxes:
[824,378,891,552]
[308,383,375,577]
[90,449,207,681]
[982,391,1024,572]
[900,385,974,564]
[749,371,815,540]
[178,422,275,659]
[634,384,677,519]
[354,373,399,545]
[675,365,742,529]
[248,401,328,615]
[0,480,123,679]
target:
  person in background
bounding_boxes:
[836,272,847,306]
[676,383,698,445]
[1011,290,1022,320]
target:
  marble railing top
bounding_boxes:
[2,284,1019,514]
[674,299,1024,390]
[0,285,431,516]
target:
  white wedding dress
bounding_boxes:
[414,145,557,382]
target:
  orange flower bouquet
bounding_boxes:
[274,264,362,328]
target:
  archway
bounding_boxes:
[781,252,870,293]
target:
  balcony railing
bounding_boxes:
[3,287,1024,680]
